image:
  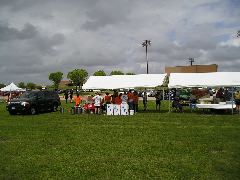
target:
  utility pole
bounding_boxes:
[142,40,151,74]
[189,58,194,66]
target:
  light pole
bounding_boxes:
[189,58,194,66]
[142,40,151,74]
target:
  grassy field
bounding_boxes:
[0,101,240,179]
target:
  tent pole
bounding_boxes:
[231,87,234,115]
[169,88,171,113]
[162,88,165,101]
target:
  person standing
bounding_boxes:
[121,91,128,104]
[235,90,240,114]
[216,88,224,102]
[127,90,134,111]
[64,90,69,103]
[133,91,139,112]
[155,91,162,111]
[111,90,118,104]
[69,89,73,103]
[104,92,112,104]
[74,94,82,106]
[115,93,122,105]
[92,93,103,114]
[142,91,148,111]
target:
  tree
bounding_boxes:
[110,70,124,75]
[126,72,136,75]
[93,70,106,76]
[0,83,5,89]
[36,85,42,90]
[26,82,36,90]
[67,69,88,92]
[18,82,25,88]
[49,71,63,89]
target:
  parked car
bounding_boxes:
[6,90,61,115]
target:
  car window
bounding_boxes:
[43,91,59,98]
[20,91,37,98]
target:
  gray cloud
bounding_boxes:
[82,0,133,30]
[0,0,239,84]
[0,23,37,41]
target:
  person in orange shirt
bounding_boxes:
[115,93,122,105]
[133,91,139,112]
[74,94,82,106]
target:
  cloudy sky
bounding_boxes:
[0,0,240,84]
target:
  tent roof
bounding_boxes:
[168,72,240,88]
[0,82,25,92]
[82,74,167,89]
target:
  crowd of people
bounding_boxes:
[69,89,164,115]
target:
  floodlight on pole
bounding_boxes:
[189,58,194,66]
[142,40,151,74]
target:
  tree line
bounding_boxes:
[17,69,135,91]
[49,69,135,91]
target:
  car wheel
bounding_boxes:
[9,111,16,115]
[30,107,37,115]
[52,103,58,112]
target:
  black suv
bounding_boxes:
[7,90,61,115]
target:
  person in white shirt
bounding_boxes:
[92,93,103,114]
[121,91,128,104]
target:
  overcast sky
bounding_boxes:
[0,0,240,84]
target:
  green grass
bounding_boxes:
[0,101,240,179]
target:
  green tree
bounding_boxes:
[126,72,136,75]
[49,71,63,89]
[110,70,124,75]
[0,83,5,89]
[93,70,106,76]
[18,82,25,88]
[67,69,88,92]
[36,85,43,90]
[26,82,36,90]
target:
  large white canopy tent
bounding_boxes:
[82,74,167,89]
[168,72,240,88]
[0,82,25,92]
[168,72,240,114]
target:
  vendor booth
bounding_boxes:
[82,74,167,115]
[168,72,240,114]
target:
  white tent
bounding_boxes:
[168,72,240,88]
[0,82,25,92]
[168,72,240,114]
[82,74,167,89]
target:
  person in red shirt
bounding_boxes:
[115,93,122,105]
[111,90,118,104]
[133,91,139,112]
[104,92,112,104]
[127,90,134,110]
